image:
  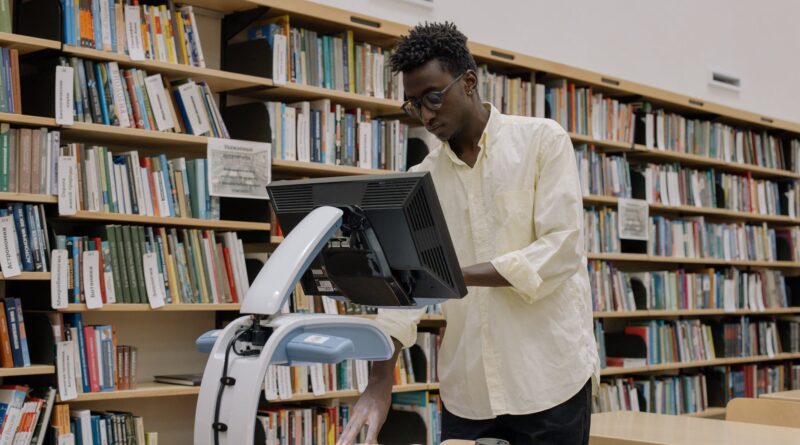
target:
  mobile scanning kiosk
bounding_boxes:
[194,172,467,444]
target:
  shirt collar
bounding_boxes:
[442,102,499,166]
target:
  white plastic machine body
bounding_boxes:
[194,206,395,445]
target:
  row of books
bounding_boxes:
[784,319,800,353]
[0,386,56,445]
[583,208,800,262]
[0,46,20,114]
[261,332,440,400]
[56,226,249,306]
[593,374,708,415]
[648,217,797,262]
[575,145,632,198]
[714,318,781,358]
[0,203,50,273]
[68,145,219,220]
[708,362,800,402]
[0,298,31,368]
[247,16,403,100]
[0,126,59,195]
[256,392,442,445]
[263,100,409,171]
[51,405,156,445]
[620,319,716,366]
[588,262,792,312]
[59,0,205,68]
[59,57,227,137]
[639,106,792,171]
[476,67,535,118]
[55,314,138,395]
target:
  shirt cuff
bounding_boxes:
[374,310,420,349]
[491,251,543,304]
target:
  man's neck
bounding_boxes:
[449,104,490,168]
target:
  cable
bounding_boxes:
[213,328,250,445]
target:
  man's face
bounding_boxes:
[402,59,466,141]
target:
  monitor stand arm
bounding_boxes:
[194,206,395,445]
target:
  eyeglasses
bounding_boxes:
[401,71,466,120]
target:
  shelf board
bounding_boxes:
[63,381,439,403]
[594,307,800,318]
[0,112,56,127]
[630,146,800,180]
[272,159,391,176]
[255,82,404,117]
[0,32,60,54]
[62,45,272,93]
[61,122,208,150]
[0,192,58,204]
[583,195,800,225]
[59,303,242,312]
[0,364,56,377]
[601,352,800,376]
[61,382,201,402]
[0,272,51,280]
[587,253,800,269]
[65,211,271,232]
[570,133,634,152]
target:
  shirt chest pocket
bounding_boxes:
[494,189,534,252]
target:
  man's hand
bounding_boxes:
[336,339,403,445]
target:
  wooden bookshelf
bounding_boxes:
[61,122,208,151]
[0,365,56,377]
[63,381,440,403]
[0,32,59,54]
[255,82,403,116]
[601,352,800,376]
[0,272,51,280]
[0,192,58,204]
[59,303,242,312]
[0,112,55,127]
[587,252,800,269]
[583,195,800,225]
[594,307,800,318]
[273,159,390,176]
[64,211,271,232]
[62,45,272,93]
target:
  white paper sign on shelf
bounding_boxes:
[207,138,271,199]
[82,251,103,309]
[54,66,74,125]
[58,156,78,215]
[51,250,69,309]
[142,253,166,309]
[124,6,145,60]
[0,216,21,278]
[56,341,78,401]
[618,198,649,241]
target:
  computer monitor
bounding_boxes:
[267,171,467,307]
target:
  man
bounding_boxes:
[337,22,599,445]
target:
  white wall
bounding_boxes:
[314,0,800,123]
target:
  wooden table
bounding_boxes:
[761,389,800,402]
[590,411,800,445]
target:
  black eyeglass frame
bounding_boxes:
[401,71,468,120]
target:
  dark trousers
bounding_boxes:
[441,379,592,445]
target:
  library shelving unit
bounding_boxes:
[0,0,794,440]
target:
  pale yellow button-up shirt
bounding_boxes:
[375,104,599,420]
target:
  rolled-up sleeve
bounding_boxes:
[374,307,427,349]
[490,129,584,303]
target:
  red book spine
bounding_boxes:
[83,326,100,392]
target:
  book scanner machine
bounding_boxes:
[194,172,467,444]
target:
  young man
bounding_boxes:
[337,22,599,445]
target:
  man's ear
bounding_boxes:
[463,69,478,95]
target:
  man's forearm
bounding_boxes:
[462,262,510,287]
[368,338,403,387]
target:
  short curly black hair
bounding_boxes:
[390,22,477,75]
